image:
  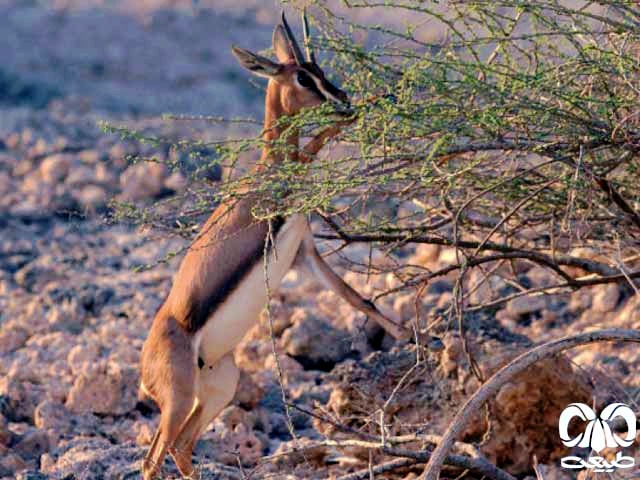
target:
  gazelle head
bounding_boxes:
[232,11,350,116]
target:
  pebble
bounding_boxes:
[39,154,72,183]
[119,162,167,201]
[592,284,620,313]
[507,295,546,316]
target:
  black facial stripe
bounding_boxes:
[298,70,326,101]
[304,63,346,102]
[307,78,326,101]
[322,79,345,100]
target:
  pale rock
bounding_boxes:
[271,437,327,468]
[210,409,263,466]
[0,377,46,421]
[384,271,403,290]
[264,353,304,384]
[256,302,294,337]
[65,165,94,186]
[0,275,16,297]
[0,325,29,354]
[5,132,21,149]
[94,163,115,184]
[27,138,49,158]
[40,438,117,477]
[618,298,640,327]
[119,162,167,201]
[592,284,620,313]
[20,171,51,194]
[34,400,70,430]
[343,271,374,297]
[436,291,453,309]
[0,451,27,476]
[109,143,131,168]
[438,247,458,265]
[77,149,101,164]
[468,270,495,305]
[14,264,63,293]
[74,184,107,210]
[496,308,518,330]
[233,371,264,409]
[393,293,415,320]
[10,198,47,218]
[13,429,51,460]
[135,421,154,446]
[21,128,35,147]
[39,453,55,472]
[506,295,546,316]
[107,343,140,366]
[40,154,72,183]
[280,308,352,370]
[216,405,249,431]
[281,269,305,290]
[103,418,139,444]
[65,362,138,415]
[235,339,271,372]
[412,243,441,267]
[0,171,12,196]
[19,298,49,335]
[568,291,592,313]
[324,387,352,418]
[440,331,463,375]
[526,266,557,288]
[0,414,12,446]
[164,171,186,191]
[14,158,34,177]
[47,299,86,333]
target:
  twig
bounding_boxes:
[315,231,618,277]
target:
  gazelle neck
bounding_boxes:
[260,81,299,166]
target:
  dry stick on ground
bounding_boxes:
[420,329,640,480]
[334,450,517,480]
[280,404,514,480]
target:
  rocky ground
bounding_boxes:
[0,1,639,479]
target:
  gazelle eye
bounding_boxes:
[297,71,315,89]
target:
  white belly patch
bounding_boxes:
[196,215,306,364]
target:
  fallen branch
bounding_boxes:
[333,450,516,480]
[420,329,640,480]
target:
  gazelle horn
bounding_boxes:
[281,11,305,65]
[302,9,316,63]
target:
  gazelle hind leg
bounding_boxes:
[142,391,196,480]
[171,353,240,475]
[141,321,197,480]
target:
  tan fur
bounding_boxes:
[140,15,408,480]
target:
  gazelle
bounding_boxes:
[140,12,408,479]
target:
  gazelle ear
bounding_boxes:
[231,46,282,78]
[272,25,296,63]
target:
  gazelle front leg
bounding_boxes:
[170,353,240,477]
[142,376,196,480]
[140,315,198,480]
[299,224,410,341]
